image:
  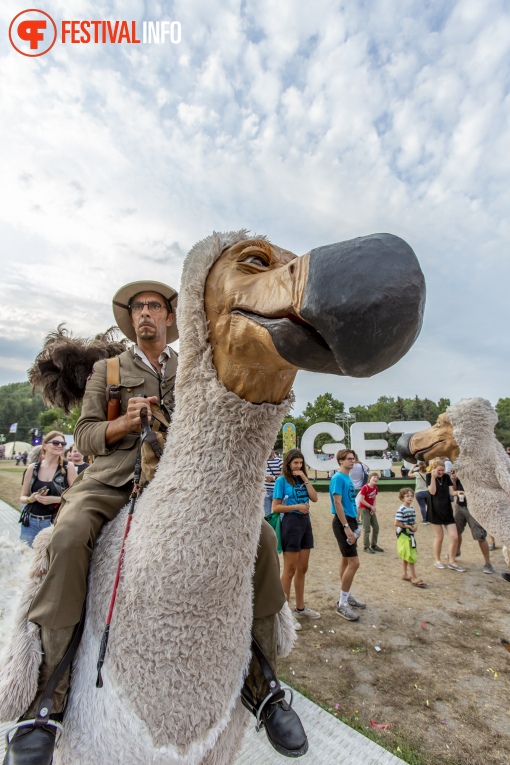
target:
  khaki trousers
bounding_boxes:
[29,473,132,630]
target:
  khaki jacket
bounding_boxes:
[74,347,177,487]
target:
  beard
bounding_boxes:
[137,322,157,339]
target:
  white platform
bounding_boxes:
[0,499,404,764]
[0,499,20,542]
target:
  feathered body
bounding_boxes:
[449,397,510,566]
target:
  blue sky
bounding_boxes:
[1,0,509,414]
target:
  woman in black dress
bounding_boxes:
[426,459,464,572]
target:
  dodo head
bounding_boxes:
[203,233,426,404]
[397,398,499,465]
[397,413,460,464]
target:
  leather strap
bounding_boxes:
[143,431,164,459]
[35,607,86,726]
[106,356,120,387]
[106,357,121,421]
[250,635,281,698]
[149,403,169,430]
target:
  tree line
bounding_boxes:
[275,392,510,451]
[0,382,508,451]
[0,382,81,444]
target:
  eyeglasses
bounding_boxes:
[47,440,66,447]
[129,301,165,314]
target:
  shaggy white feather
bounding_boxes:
[276,601,298,658]
[449,397,510,566]
[0,230,295,765]
[0,528,52,721]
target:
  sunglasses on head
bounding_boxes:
[47,440,66,447]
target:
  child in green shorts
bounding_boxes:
[395,488,426,588]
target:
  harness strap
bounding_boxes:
[106,356,121,421]
[143,431,164,459]
[34,607,86,726]
[250,635,282,698]
[150,404,169,430]
[29,461,40,495]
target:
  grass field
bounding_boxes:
[0,461,24,513]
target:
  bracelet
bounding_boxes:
[304,481,310,486]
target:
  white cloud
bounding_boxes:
[0,0,509,413]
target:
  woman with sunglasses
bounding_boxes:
[272,448,320,626]
[20,430,77,547]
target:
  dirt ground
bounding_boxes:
[2,463,509,763]
[278,491,510,765]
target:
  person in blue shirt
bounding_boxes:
[329,449,366,621]
[272,449,320,625]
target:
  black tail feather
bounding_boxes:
[28,324,128,413]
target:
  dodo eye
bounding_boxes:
[241,255,269,267]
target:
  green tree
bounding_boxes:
[38,405,80,436]
[495,398,510,447]
[350,396,395,424]
[421,398,439,424]
[410,395,424,420]
[302,393,344,423]
[437,398,451,415]
[0,382,83,446]
[275,394,457,453]
[0,382,47,444]
[394,396,407,420]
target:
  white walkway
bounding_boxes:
[0,499,404,764]
[0,499,20,542]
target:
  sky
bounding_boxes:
[0,0,509,415]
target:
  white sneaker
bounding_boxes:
[292,615,302,631]
[293,606,321,619]
[336,603,359,621]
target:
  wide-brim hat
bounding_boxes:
[112,281,179,344]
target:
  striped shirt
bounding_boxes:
[395,505,417,527]
[264,456,283,496]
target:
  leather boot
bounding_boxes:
[3,626,74,765]
[3,718,62,765]
[242,615,308,758]
[241,682,308,758]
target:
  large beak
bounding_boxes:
[240,233,425,377]
[396,433,418,464]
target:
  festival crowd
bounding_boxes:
[264,448,498,627]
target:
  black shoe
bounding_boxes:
[3,720,60,765]
[242,687,308,758]
[364,547,375,554]
[502,572,510,583]
[371,545,385,553]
